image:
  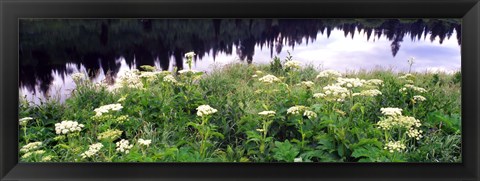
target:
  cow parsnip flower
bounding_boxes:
[71,72,87,83]
[115,69,144,89]
[366,79,384,86]
[196,105,218,117]
[294,157,303,162]
[21,150,46,159]
[313,93,326,98]
[377,115,421,130]
[287,105,307,115]
[284,61,301,69]
[41,155,53,162]
[138,139,152,147]
[184,52,196,59]
[399,84,427,93]
[322,84,349,102]
[384,141,406,153]
[398,73,415,80]
[303,110,317,119]
[376,117,396,130]
[54,120,84,135]
[97,129,123,141]
[316,70,342,79]
[19,117,33,126]
[178,69,199,74]
[258,74,281,83]
[116,139,133,153]
[299,81,315,88]
[397,116,422,128]
[94,103,123,117]
[413,95,426,102]
[163,74,177,83]
[359,89,382,97]
[380,107,403,117]
[258,110,276,116]
[335,77,366,88]
[20,142,42,153]
[406,128,423,140]
[81,143,103,158]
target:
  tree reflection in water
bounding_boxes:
[19,19,461,98]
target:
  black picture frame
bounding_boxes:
[1,0,479,180]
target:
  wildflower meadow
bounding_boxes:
[19,53,461,162]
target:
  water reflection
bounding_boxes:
[19,19,461,103]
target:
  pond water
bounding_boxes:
[19,19,461,104]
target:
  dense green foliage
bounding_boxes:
[19,56,461,162]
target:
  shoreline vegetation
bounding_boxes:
[19,53,461,162]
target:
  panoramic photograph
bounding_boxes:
[19,19,461,162]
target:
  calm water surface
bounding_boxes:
[19,19,461,104]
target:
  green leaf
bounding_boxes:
[272,140,300,162]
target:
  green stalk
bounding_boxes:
[23,125,28,144]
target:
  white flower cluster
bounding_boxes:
[284,61,301,69]
[41,155,53,162]
[287,105,307,115]
[258,74,281,83]
[303,110,317,119]
[116,69,144,89]
[377,115,422,130]
[406,128,424,140]
[366,79,384,86]
[138,139,152,147]
[20,141,42,153]
[299,81,315,88]
[399,84,427,93]
[384,141,406,153]
[178,69,199,74]
[323,85,349,102]
[294,157,303,162]
[335,77,366,88]
[138,71,161,82]
[376,117,397,130]
[316,70,342,79]
[413,95,426,102]
[19,117,33,126]
[22,150,46,159]
[359,89,382,97]
[196,105,218,117]
[185,51,196,59]
[396,116,422,128]
[380,107,403,117]
[81,143,103,158]
[313,93,326,98]
[55,120,84,135]
[398,73,415,80]
[163,74,178,83]
[258,110,276,116]
[97,129,123,141]
[94,103,123,117]
[116,139,133,153]
[71,72,87,83]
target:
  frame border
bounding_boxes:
[1,0,479,180]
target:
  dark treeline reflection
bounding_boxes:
[20,19,461,95]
